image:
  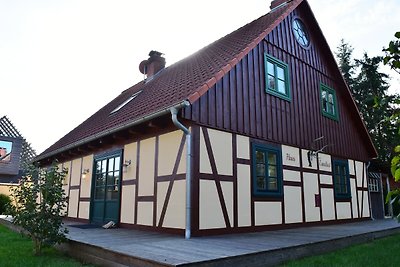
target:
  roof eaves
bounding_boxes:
[35,100,190,162]
[186,0,304,104]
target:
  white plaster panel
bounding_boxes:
[68,189,79,218]
[121,184,135,224]
[321,188,335,221]
[70,158,82,186]
[137,202,153,226]
[348,159,355,175]
[158,130,186,176]
[237,135,250,160]
[78,201,90,219]
[284,186,303,223]
[80,155,93,198]
[355,161,364,187]
[301,149,317,170]
[208,128,232,176]
[157,182,169,226]
[62,161,71,186]
[138,137,155,196]
[237,164,251,227]
[255,202,282,226]
[283,169,301,182]
[318,153,332,172]
[363,165,368,189]
[350,179,359,218]
[303,172,320,222]
[123,142,137,180]
[200,180,225,229]
[221,181,233,228]
[358,190,363,216]
[282,145,300,167]
[363,191,370,217]
[336,202,352,219]
[199,128,212,174]
[320,174,332,185]
[164,180,186,229]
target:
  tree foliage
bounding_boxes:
[8,163,68,255]
[383,32,400,74]
[336,39,356,89]
[0,194,11,215]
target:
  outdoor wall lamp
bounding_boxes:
[123,160,132,167]
[82,168,90,179]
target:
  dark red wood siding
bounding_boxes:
[183,6,371,162]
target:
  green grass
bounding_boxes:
[282,233,400,267]
[0,224,94,267]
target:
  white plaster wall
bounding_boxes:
[121,184,135,224]
[200,180,225,229]
[70,158,82,186]
[348,159,355,175]
[208,128,232,176]
[336,202,352,219]
[355,161,364,187]
[62,161,71,186]
[123,142,137,180]
[68,189,79,218]
[237,135,250,159]
[221,181,233,228]
[255,202,282,225]
[363,191,370,217]
[301,149,317,170]
[284,186,303,223]
[78,201,90,219]
[137,202,153,226]
[321,188,335,221]
[282,145,300,167]
[158,130,186,176]
[283,169,301,182]
[163,180,186,229]
[80,155,93,198]
[350,179,359,218]
[318,153,332,172]
[237,164,251,227]
[157,182,169,226]
[320,174,332,185]
[199,129,212,174]
[138,137,155,196]
[303,172,320,222]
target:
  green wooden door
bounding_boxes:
[91,152,121,224]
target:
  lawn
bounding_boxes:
[282,233,400,266]
[0,224,94,267]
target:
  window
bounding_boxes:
[333,160,351,199]
[0,140,13,162]
[94,152,121,201]
[320,84,338,121]
[252,143,283,197]
[110,90,142,114]
[292,18,310,48]
[264,54,291,101]
[368,178,379,192]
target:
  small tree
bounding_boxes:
[0,193,11,214]
[8,162,68,255]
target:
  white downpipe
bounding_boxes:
[170,104,191,239]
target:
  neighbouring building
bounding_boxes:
[35,0,377,237]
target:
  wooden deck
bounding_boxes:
[58,219,400,267]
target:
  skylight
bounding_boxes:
[110,90,142,114]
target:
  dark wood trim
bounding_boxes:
[283,165,331,176]
[156,174,185,182]
[121,179,137,186]
[253,197,283,202]
[79,197,90,202]
[316,157,323,221]
[199,173,234,182]
[202,127,232,228]
[354,160,360,218]
[361,163,365,217]
[350,174,356,178]
[158,133,186,227]
[134,140,140,225]
[335,198,352,203]
[137,196,155,202]
[64,217,89,224]
[357,187,368,191]
[67,160,72,216]
[70,185,80,190]
[153,136,159,227]
[320,184,334,189]
[299,151,306,223]
[232,134,238,228]
[191,125,200,235]
[283,181,302,187]
[237,158,250,165]
[77,157,83,219]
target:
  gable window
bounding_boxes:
[320,84,338,120]
[292,18,310,48]
[252,143,283,197]
[368,178,379,192]
[333,160,351,199]
[110,90,142,114]
[264,54,291,101]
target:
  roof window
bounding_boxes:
[110,90,142,114]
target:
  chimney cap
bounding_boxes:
[149,50,163,57]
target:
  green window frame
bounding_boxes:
[264,54,291,101]
[320,83,338,121]
[252,143,283,197]
[333,160,351,199]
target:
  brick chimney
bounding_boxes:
[139,51,166,80]
[270,0,291,10]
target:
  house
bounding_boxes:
[35,0,377,237]
[0,116,36,195]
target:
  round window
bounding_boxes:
[292,18,310,48]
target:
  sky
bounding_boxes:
[1,0,399,154]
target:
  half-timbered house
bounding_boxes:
[36,0,377,237]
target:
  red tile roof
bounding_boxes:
[37,1,304,160]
